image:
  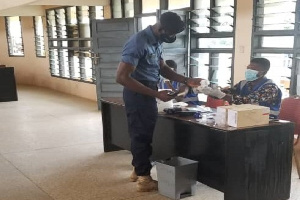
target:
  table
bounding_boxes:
[101,97,294,200]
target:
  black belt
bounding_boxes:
[138,80,158,90]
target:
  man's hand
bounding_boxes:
[156,90,175,102]
[202,87,226,99]
[223,94,233,104]
[221,86,231,93]
[186,78,203,87]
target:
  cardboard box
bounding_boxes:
[227,104,270,128]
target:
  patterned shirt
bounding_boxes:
[226,78,282,118]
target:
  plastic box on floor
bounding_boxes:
[156,157,198,200]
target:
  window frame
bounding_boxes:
[189,0,237,87]
[46,6,104,84]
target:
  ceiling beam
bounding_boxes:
[1,0,40,11]
[0,5,44,16]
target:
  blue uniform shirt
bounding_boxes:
[121,26,163,82]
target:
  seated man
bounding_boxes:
[158,60,201,105]
[158,60,180,90]
[175,86,201,106]
[204,58,282,119]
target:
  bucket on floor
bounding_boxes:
[156,157,198,200]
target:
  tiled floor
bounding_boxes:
[0,85,299,200]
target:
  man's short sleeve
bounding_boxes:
[121,35,145,67]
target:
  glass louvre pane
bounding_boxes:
[34,16,45,57]
[84,57,93,80]
[47,10,57,38]
[112,0,122,18]
[257,53,292,98]
[124,0,134,17]
[95,6,104,19]
[141,16,157,29]
[211,53,232,87]
[216,0,234,6]
[193,53,209,79]
[78,6,90,24]
[190,9,210,34]
[78,6,91,39]
[261,36,294,48]
[198,38,233,48]
[256,0,296,30]
[66,7,77,25]
[191,53,232,87]
[51,49,60,76]
[62,49,69,77]
[56,9,67,38]
[194,0,210,9]
[66,7,78,39]
[73,56,81,78]
[168,0,190,10]
[192,53,209,102]
[142,0,159,13]
[6,16,24,56]
[211,1,234,32]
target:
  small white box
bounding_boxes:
[227,104,270,128]
[215,105,234,126]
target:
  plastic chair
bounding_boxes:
[278,96,300,178]
[205,96,226,108]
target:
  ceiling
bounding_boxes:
[0,0,110,16]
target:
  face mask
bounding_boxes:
[160,34,176,43]
[245,69,259,81]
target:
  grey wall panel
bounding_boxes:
[100,78,119,84]
[97,37,129,47]
[92,18,135,109]
[99,62,120,68]
[96,21,130,32]
[94,31,133,38]
[98,47,123,54]
[100,92,123,98]
[100,53,122,63]
[101,84,123,92]
[100,68,118,78]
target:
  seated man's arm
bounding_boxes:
[160,60,203,87]
[232,83,280,105]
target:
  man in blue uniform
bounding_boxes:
[203,58,282,118]
[116,12,203,192]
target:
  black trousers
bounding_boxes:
[123,81,158,176]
